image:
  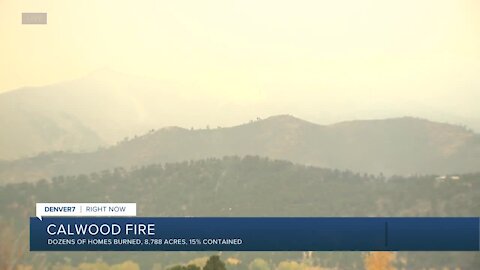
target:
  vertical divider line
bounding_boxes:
[385,221,389,248]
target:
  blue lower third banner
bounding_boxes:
[30,217,480,251]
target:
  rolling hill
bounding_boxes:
[2,157,479,269]
[3,69,480,164]
[0,69,241,160]
[1,115,479,183]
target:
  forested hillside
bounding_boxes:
[2,115,480,184]
[1,156,479,269]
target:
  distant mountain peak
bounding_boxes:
[256,114,317,126]
[264,114,302,121]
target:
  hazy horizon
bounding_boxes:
[1,67,479,134]
[1,0,479,129]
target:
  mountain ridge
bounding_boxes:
[2,69,479,161]
[1,115,479,184]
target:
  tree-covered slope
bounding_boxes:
[2,115,480,184]
[1,157,479,269]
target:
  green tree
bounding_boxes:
[168,266,185,270]
[168,264,201,270]
[186,264,201,270]
[203,256,226,270]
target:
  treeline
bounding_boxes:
[1,156,479,269]
[2,156,479,219]
[12,253,398,270]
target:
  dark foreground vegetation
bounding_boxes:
[1,156,479,269]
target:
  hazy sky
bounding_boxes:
[1,0,479,124]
